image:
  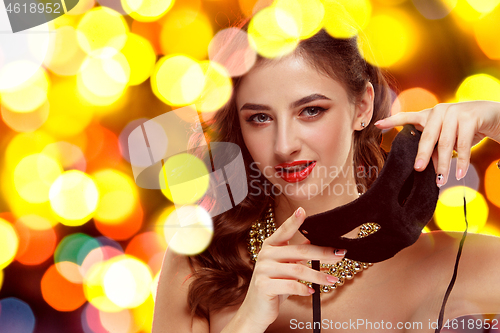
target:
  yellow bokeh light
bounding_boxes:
[151,55,205,106]
[160,9,213,60]
[357,11,416,68]
[392,87,439,114]
[473,6,500,60]
[323,0,372,39]
[42,142,86,171]
[435,186,488,234]
[43,26,87,77]
[0,67,50,113]
[195,61,233,113]
[132,295,155,332]
[92,169,138,224]
[160,153,210,205]
[103,255,153,308]
[18,214,57,231]
[124,0,175,22]
[77,74,130,109]
[1,175,60,230]
[0,218,19,270]
[478,224,500,237]
[452,0,482,21]
[485,160,500,208]
[84,260,123,312]
[43,79,94,138]
[49,170,99,226]
[1,100,50,133]
[0,61,44,92]
[456,73,500,102]
[374,0,407,4]
[151,271,160,301]
[121,33,157,86]
[274,0,325,39]
[162,205,213,255]
[14,154,63,204]
[248,5,300,59]
[0,270,3,291]
[466,0,500,13]
[76,6,129,58]
[238,0,263,17]
[79,53,130,98]
[4,132,56,170]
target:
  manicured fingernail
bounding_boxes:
[295,207,303,217]
[334,249,347,256]
[309,288,315,294]
[326,275,339,283]
[414,159,424,170]
[374,120,383,126]
[456,168,463,180]
[436,174,444,187]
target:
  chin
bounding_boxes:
[273,179,326,201]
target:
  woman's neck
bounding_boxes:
[273,176,362,244]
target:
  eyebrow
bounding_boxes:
[239,93,332,112]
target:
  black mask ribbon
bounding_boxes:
[297,124,468,333]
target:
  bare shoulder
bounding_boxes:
[404,230,500,315]
[412,230,500,261]
[152,248,209,333]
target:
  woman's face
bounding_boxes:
[237,54,373,201]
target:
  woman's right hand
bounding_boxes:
[235,207,347,332]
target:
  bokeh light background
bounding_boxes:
[1,0,500,332]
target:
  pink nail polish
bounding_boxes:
[326,275,338,283]
[456,168,463,180]
[295,207,302,217]
[414,159,424,170]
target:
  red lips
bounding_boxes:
[274,160,316,183]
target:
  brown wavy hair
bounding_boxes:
[186,25,396,320]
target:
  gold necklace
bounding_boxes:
[248,198,380,293]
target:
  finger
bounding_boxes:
[413,109,445,172]
[256,262,339,286]
[374,110,427,131]
[454,121,475,181]
[265,207,305,246]
[431,149,438,174]
[278,294,290,305]
[263,279,315,297]
[435,112,458,187]
[259,244,346,263]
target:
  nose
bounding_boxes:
[273,117,301,159]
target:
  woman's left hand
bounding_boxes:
[373,100,500,187]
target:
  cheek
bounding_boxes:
[240,126,268,165]
[308,119,351,161]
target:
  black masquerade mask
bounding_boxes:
[297,124,468,333]
[298,124,440,263]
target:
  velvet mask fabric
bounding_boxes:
[299,124,440,263]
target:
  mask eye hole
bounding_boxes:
[398,171,414,207]
[340,223,381,239]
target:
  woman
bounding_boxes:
[152,23,500,332]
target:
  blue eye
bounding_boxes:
[247,113,271,123]
[301,106,326,118]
